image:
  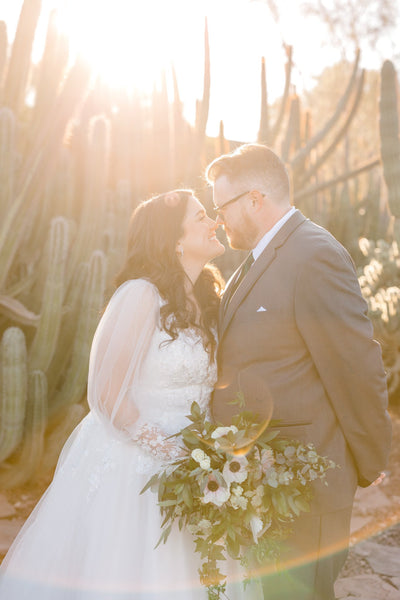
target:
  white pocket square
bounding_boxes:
[256,306,267,312]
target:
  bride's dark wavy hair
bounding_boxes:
[115,189,224,358]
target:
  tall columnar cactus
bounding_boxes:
[0,327,28,462]
[68,116,110,278]
[32,10,69,134]
[258,46,293,147]
[0,369,48,488]
[0,20,7,89]
[29,217,71,371]
[50,250,107,417]
[379,60,400,232]
[281,94,301,162]
[103,180,131,292]
[186,17,210,184]
[2,0,42,112]
[0,107,16,219]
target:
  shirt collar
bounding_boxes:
[252,206,296,261]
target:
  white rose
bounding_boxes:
[198,519,212,533]
[232,485,244,497]
[191,449,206,463]
[199,457,211,470]
[211,426,238,439]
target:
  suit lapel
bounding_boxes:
[219,259,247,319]
[220,210,307,339]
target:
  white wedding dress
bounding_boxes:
[0,279,262,600]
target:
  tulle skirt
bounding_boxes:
[0,412,261,599]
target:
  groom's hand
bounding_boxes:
[370,472,386,487]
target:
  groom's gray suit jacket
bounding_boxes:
[212,210,391,513]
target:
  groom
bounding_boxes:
[206,144,391,600]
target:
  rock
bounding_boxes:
[0,519,24,554]
[0,494,16,518]
[361,542,400,578]
[352,540,373,557]
[335,574,400,599]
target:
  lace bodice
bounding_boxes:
[87,279,217,469]
[133,324,216,435]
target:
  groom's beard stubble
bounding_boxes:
[224,214,258,251]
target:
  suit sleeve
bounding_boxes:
[294,240,391,486]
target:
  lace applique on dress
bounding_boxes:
[130,424,183,462]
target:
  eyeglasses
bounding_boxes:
[213,190,249,219]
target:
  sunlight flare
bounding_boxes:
[52,0,215,94]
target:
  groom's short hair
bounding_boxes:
[206,144,290,204]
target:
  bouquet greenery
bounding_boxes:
[141,400,336,600]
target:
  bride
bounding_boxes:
[0,190,262,599]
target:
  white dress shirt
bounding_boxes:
[252,206,296,262]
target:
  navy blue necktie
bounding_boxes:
[225,252,254,307]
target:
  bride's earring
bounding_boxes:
[177,245,184,257]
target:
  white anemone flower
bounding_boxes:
[222,455,249,484]
[202,475,230,507]
[211,426,238,439]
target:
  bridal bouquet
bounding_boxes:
[141,401,336,600]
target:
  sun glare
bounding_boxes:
[53,0,212,95]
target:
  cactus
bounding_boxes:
[186,17,210,184]
[281,94,301,162]
[363,286,400,396]
[0,327,28,462]
[290,50,361,179]
[358,239,400,400]
[2,0,42,112]
[0,108,16,217]
[379,60,400,222]
[0,369,48,488]
[32,10,69,134]
[103,180,131,292]
[50,250,107,417]
[0,295,39,326]
[258,57,270,144]
[68,116,110,278]
[0,20,7,90]
[258,46,293,147]
[29,217,70,371]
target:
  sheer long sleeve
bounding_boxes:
[87,279,182,460]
